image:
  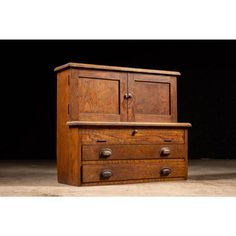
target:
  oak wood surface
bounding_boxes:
[82,144,185,161]
[82,159,186,183]
[184,129,189,179]
[80,128,185,144]
[54,62,181,76]
[57,71,81,186]
[128,73,177,122]
[69,69,127,122]
[57,66,180,123]
[55,62,190,186]
[67,121,192,127]
[56,70,70,184]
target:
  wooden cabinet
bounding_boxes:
[55,62,191,186]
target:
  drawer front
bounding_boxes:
[82,159,186,183]
[81,128,185,144]
[82,144,185,161]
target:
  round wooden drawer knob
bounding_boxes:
[100,148,112,158]
[160,167,171,176]
[100,169,113,179]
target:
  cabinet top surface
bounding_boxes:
[67,121,191,127]
[54,62,181,76]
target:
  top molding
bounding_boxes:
[54,62,181,76]
[67,121,191,127]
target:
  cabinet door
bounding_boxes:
[127,73,177,122]
[69,69,127,122]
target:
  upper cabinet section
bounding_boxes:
[55,63,180,123]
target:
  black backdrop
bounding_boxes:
[0,40,236,160]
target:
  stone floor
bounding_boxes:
[0,159,236,196]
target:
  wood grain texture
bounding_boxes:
[55,62,190,187]
[135,81,170,115]
[184,129,189,179]
[82,144,185,161]
[57,71,81,186]
[128,73,177,122]
[69,68,127,122]
[56,70,70,184]
[54,62,181,76]
[78,78,119,114]
[82,159,186,183]
[80,127,185,144]
[67,121,192,127]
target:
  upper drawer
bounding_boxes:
[80,127,185,144]
[82,144,185,161]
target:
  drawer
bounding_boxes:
[82,159,186,183]
[82,144,185,161]
[80,128,185,144]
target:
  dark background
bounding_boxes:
[0,40,236,160]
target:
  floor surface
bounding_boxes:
[0,159,236,196]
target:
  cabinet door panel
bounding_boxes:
[69,69,127,122]
[128,73,177,122]
[78,78,119,114]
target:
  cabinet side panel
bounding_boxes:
[184,129,188,179]
[68,127,81,186]
[57,70,70,184]
[170,77,177,122]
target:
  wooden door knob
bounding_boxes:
[132,129,138,136]
[124,93,133,99]
[160,147,171,155]
[100,148,112,158]
[160,168,171,176]
[100,169,113,179]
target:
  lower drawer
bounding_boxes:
[82,144,185,161]
[82,159,186,183]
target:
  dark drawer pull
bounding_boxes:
[100,148,112,158]
[160,147,171,155]
[100,169,113,179]
[160,167,171,176]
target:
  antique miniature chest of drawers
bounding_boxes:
[55,62,191,186]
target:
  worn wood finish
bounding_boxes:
[82,159,186,183]
[67,121,191,127]
[69,69,127,122]
[184,129,189,179]
[57,70,82,186]
[128,73,177,122]
[54,62,181,76]
[59,64,180,123]
[55,62,190,186]
[80,128,185,144]
[82,144,185,161]
[57,70,70,184]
